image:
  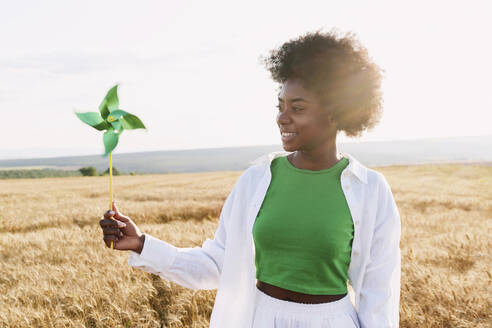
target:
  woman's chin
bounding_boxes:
[281,143,297,152]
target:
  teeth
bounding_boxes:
[282,132,297,137]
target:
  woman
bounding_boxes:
[100,30,401,328]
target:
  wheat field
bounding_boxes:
[0,163,490,327]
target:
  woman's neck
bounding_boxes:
[288,146,342,171]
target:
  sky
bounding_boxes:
[1,0,491,159]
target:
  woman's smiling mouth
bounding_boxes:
[281,131,298,141]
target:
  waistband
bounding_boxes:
[254,287,355,316]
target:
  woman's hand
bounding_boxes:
[99,202,145,253]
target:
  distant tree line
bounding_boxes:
[0,169,82,179]
[0,166,138,179]
[79,166,122,176]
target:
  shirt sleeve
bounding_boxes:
[358,173,402,328]
[127,182,238,291]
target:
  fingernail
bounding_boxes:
[117,221,126,228]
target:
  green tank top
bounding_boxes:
[252,155,353,295]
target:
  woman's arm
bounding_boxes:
[127,183,238,291]
[358,174,402,328]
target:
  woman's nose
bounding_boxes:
[277,111,291,125]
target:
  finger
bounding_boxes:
[99,218,118,229]
[104,210,115,219]
[103,235,118,248]
[112,202,130,223]
[103,227,120,236]
[112,201,120,216]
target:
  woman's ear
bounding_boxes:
[324,109,336,125]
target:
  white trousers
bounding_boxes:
[252,288,360,328]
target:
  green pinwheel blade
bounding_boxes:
[75,112,111,131]
[98,85,119,120]
[103,129,119,157]
[120,113,146,130]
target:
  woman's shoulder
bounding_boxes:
[364,168,394,195]
[365,167,385,186]
[238,163,267,185]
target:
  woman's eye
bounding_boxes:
[275,105,303,112]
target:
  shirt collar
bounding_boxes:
[249,150,368,184]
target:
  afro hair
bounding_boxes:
[262,29,384,138]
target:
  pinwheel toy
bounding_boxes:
[74,84,146,249]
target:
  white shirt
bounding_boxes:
[128,151,402,328]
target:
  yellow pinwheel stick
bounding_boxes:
[109,153,114,249]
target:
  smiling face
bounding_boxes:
[277,78,337,153]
